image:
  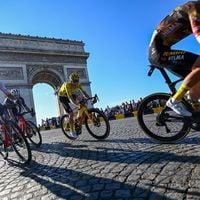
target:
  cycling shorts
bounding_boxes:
[148,44,198,78]
[59,96,73,113]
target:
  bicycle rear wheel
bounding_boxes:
[137,93,190,143]
[85,108,110,140]
[6,121,32,164]
[25,121,42,147]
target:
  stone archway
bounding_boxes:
[0,33,92,122]
[32,70,62,89]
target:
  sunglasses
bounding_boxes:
[72,79,79,84]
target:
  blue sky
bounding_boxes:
[0,0,199,124]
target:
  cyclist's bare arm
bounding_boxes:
[189,7,200,44]
[0,82,15,100]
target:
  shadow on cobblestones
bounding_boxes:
[34,141,200,165]
[82,137,155,144]
[9,160,173,200]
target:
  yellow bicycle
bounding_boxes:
[60,95,110,140]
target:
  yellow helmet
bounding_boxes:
[69,72,79,82]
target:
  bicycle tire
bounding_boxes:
[85,108,110,140]
[6,121,32,164]
[137,93,190,143]
[60,114,75,140]
[0,136,8,159]
[25,121,42,147]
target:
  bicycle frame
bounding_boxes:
[18,115,26,133]
[148,65,183,94]
[148,65,194,112]
[0,107,14,148]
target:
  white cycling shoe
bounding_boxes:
[166,98,192,117]
[68,131,78,140]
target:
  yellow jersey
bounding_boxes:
[58,82,83,97]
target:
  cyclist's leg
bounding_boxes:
[149,48,197,116]
[185,56,200,101]
[59,96,74,130]
[189,79,200,101]
[164,51,199,116]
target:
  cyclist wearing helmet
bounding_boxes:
[3,89,34,121]
[58,72,91,139]
[149,1,200,117]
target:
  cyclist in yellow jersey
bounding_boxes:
[149,0,200,116]
[58,72,91,139]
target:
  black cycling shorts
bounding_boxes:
[59,96,72,113]
[149,45,198,78]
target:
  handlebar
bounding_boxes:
[87,94,99,105]
[148,65,155,76]
[79,94,99,106]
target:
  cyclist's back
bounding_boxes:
[149,1,200,78]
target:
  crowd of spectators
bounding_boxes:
[101,98,143,120]
[38,117,60,130]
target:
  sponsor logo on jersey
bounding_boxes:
[168,55,184,61]
[163,51,185,56]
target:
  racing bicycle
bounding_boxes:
[137,64,200,143]
[17,110,42,147]
[0,104,32,163]
[60,94,110,140]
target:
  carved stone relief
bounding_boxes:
[26,65,64,84]
[0,67,23,80]
[0,52,88,64]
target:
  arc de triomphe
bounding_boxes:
[0,33,92,122]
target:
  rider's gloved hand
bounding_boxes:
[91,97,97,105]
[31,112,35,117]
[30,108,35,117]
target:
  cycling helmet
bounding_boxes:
[69,72,79,82]
[10,89,20,97]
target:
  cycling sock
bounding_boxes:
[173,83,190,101]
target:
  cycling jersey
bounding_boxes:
[150,1,200,48]
[58,81,85,113]
[149,1,200,78]
[3,96,28,115]
[58,82,83,97]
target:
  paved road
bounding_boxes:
[0,117,200,200]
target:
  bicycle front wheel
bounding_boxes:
[85,108,110,140]
[6,121,32,164]
[137,93,190,143]
[60,114,75,140]
[25,121,42,147]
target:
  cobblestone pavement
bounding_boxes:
[0,117,200,200]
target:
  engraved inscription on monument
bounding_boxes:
[0,67,23,80]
